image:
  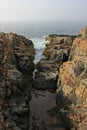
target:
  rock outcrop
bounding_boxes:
[33,59,58,90]
[0,33,35,130]
[56,26,87,130]
[33,35,75,90]
[80,26,87,38]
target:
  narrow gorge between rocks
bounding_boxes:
[29,34,75,130]
[29,38,58,130]
[0,26,87,130]
[30,26,87,130]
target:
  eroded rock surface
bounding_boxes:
[0,33,35,130]
[80,26,87,38]
[33,60,58,90]
[56,26,87,130]
[33,35,75,90]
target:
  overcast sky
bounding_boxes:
[0,0,87,22]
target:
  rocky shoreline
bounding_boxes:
[0,26,87,130]
[33,26,87,130]
[56,26,87,130]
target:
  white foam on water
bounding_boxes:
[31,38,46,50]
[31,38,46,64]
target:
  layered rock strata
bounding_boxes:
[33,35,75,90]
[56,26,87,130]
[0,33,35,130]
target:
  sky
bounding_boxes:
[0,0,87,22]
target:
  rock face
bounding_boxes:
[33,35,75,90]
[44,35,76,63]
[33,59,58,90]
[80,26,87,38]
[56,26,87,130]
[0,33,35,130]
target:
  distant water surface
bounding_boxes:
[0,21,86,63]
[0,21,86,38]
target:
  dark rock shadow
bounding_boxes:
[46,90,74,130]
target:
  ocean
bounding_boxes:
[0,21,86,63]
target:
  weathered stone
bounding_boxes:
[45,34,75,45]
[33,59,58,90]
[44,35,75,64]
[80,26,87,38]
[69,38,87,60]
[0,33,35,130]
[56,26,87,130]
[33,35,75,90]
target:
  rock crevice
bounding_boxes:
[33,34,75,90]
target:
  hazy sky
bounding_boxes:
[0,0,87,22]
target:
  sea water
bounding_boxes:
[0,21,86,63]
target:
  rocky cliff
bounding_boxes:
[33,35,76,90]
[0,33,35,130]
[56,26,87,130]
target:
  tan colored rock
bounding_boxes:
[80,26,87,38]
[76,79,87,104]
[57,26,87,130]
[69,38,87,60]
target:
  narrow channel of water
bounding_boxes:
[29,38,58,130]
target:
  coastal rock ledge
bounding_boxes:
[0,33,35,130]
[56,26,87,130]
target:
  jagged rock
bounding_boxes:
[33,59,58,90]
[0,33,35,130]
[33,35,75,90]
[69,38,87,60]
[45,34,76,45]
[44,35,75,64]
[80,26,87,38]
[56,26,87,130]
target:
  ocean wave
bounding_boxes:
[31,38,46,50]
[31,38,46,64]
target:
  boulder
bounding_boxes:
[0,33,35,130]
[33,59,58,90]
[44,35,76,64]
[45,34,76,46]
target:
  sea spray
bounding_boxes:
[31,38,46,64]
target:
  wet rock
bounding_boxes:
[0,33,35,129]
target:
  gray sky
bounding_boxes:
[0,0,87,22]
